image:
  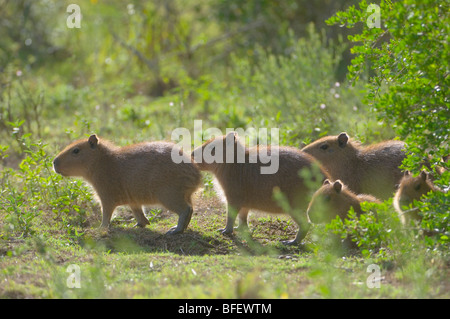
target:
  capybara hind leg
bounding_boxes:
[282,214,310,246]
[282,224,311,246]
[129,205,150,228]
[159,192,193,235]
[219,204,239,235]
[166,206,193,235]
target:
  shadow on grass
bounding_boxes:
[80,227,223,255]
[79,225,309,257]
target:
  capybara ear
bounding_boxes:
[420,170,428,181]
[404,170,411,176]
[337,132,349,148]
[88,134,98,149]
[333,180,343,193]
[323,179,331,185]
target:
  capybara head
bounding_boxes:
[307,179,375,224]
[301,132,354,162]
[53,134,103,177]
[395,170,437,210]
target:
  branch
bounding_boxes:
[111,19,265,72]
[111,32,160,74]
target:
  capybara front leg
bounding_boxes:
[235,208,249,232]
[99,202,116,229]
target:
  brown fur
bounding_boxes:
[307,179,381,224]
[393,170,441,225]
[301,132,406,200]
[192,131,330,244]
[53,134,201,234]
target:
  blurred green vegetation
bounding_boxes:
[1,0,382,155]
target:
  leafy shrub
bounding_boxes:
[416,191,450,247]
[0,127,94,241]
[325,201,400,257]
[326,0,449,249]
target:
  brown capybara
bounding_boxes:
[307,179,381,225]
[53,134,201,234]
[192,131,330,245]
[301,132,406,200]
[393,170,442,225]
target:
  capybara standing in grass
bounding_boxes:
[192,131,330,244]
[393,170,442,225]
[301,132,406,200]
[307,179,381,225]
[53,134,201,234]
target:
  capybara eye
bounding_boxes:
[320,144,329,150]
[72,148,80,155]
[414,183,421,191]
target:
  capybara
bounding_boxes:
[192,131,330,244]
[301,132,406,200]
[393,170,442,225]
[53,134,201,234]
[307,179,381,225]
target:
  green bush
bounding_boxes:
[0,129,94,241]
[326,0,449,249]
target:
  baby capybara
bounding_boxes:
[393,170,441,225]
[301,132,406,200]
[307,179,381,225]
[53,134,201,234]
[192,131,329,244]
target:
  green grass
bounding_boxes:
[1,186,448,299]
